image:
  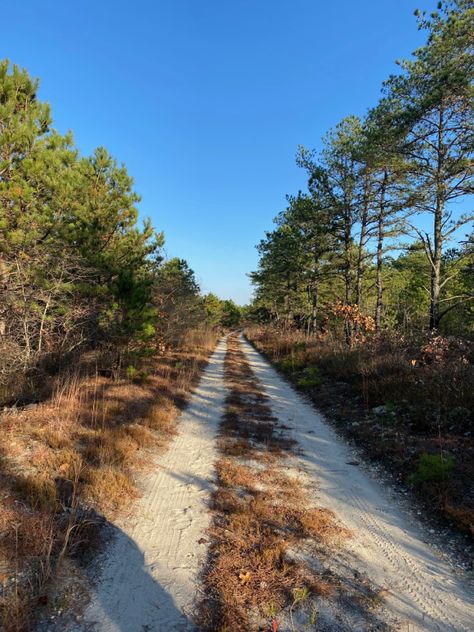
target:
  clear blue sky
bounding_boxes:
[3,1,433,304]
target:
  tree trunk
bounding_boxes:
[285,273,292,328]
[356,171,371,310]
[306,285,311,336]
[311,280,318,335]
[430,199,443,330]
[430,107,445,331]
[375,171,388,331]
[375,214,384,330]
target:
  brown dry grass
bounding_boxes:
[199,334,347,632]
[0,328,218,632]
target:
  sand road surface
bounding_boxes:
[68,335,473,632]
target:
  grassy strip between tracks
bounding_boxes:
[198,333,350,631]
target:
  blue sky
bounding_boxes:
[3,1,433,303]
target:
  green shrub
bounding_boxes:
[373,402,399,425]
[278,356,305,373]
[408,452,455,485]
[126,365,138,380]
[297,367,323,390]
[294,342,307,353]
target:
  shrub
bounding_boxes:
[278,357,306,373]
[297,367,323,390]
[408,452,455,485]
[14,475,58,512]
[373,402,398,425]
[294,341,307,353]
[126,365,138,380]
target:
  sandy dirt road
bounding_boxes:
[72,338,227,632]
[66,335,473,632]
[240,335,474,632]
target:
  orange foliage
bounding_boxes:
[329,301,375,342]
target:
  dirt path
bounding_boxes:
[240,335,474,632]
[58,334,474,631]
[71,339,227,632]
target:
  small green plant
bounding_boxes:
[297,367,323,390]
[373,401,398,424]
[408,452,455,485]
[278,356,305,373]
[126,365,138,380]
[308,605,318,625]
[289,587,310,631]
[294,341,307,353]
[265,601,278,618]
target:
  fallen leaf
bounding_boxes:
[239,570,251,585]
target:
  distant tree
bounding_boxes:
[154,258,201,345]
[250,222,306,326]
[220,300,242,329]
[298,117,361,309]
[202,293,224,328]
[277,193,336,334]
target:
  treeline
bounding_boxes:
[0,60,239,403]
[250,1,473,339]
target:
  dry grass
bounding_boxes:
[0,327,218,631]
[199,334,347,631]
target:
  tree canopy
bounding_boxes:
[250,1,474,338]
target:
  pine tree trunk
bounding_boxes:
[430,107,445,331]
[311,281,318,335]
[375,214,384,330]
[430,199,443,330]
[375,171,388,331]
[356,172,371,310]
[306,285,311,336]
[285,273,292,328]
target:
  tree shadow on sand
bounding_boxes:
[66,520,197,632]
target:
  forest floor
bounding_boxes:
[42,335,474,632]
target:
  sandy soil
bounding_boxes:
[70,338,227,632]
[241,335,474,632]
